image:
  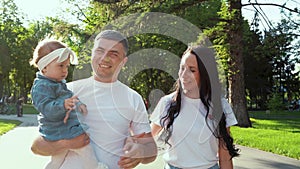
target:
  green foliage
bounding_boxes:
[243,26,272,110]
[267,93,287,111]
[262,19,300,102]
[0,0,26,98]
[1,0,300,118]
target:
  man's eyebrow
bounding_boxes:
[109,49,120,54]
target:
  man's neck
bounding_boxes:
[93,75,117,83]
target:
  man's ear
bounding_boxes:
[122,56,128,66]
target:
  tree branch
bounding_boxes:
[75,4,91,23]
[242,3,300,14]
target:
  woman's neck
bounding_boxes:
[182,89,199,99]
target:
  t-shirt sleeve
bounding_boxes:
[131,94,151,135]
[150,96,169,126]
[221,98,238,127]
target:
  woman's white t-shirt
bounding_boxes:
[150,92,237,169]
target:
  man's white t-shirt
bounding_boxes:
[150,92,237,169]
[66,77,151,169]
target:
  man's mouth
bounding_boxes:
[99,64,111,68]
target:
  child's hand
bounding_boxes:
[79,104,88,116]
[63,109,72,124]
[64,96,78,111]
[63,96,79,124]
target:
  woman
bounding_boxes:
[150,46,239,169]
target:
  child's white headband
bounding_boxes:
[37,48,78,71]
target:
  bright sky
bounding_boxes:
[14,0,82,26]
[242,0,300,31]
[15,0,62,21]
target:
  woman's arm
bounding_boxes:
[151,123,163,137]
[31,133,90,156]
[218,127,233,169]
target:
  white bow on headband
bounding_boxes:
[37,48,78,71]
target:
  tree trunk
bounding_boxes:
[228,0,252,127]
[0,73,3,99]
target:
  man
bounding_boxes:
[31,30,157,169]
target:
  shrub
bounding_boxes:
[267,93,286,112]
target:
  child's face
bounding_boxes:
[43,57,70,82]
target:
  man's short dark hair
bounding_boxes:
[95,30,129,55]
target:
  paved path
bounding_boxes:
[0,114,299,169]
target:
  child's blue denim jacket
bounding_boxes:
[31,72,87,141]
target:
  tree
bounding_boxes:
[263,18,300,103]
[243,25,272,110]
[67,0,222,101]
[0,0,26,100]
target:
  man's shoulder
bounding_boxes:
[119,82,141,96]
[67,77,92,91]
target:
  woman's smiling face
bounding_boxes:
[178,52,200,98]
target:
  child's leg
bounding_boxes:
[44,150,69,169]
[72,144,108,169]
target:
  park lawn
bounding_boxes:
[23,104,39,114]
[0,104,37,136]
[0,119,21,135]
[231,111,300,160]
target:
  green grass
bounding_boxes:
[231,110,300,160]
[0,104,37,136]
[0,119,22,135]
[23,104,39,114]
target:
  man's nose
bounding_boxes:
[100,53,110,62]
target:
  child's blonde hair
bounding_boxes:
[30,39,68,68]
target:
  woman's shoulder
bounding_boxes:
[160,92,175,103]
[221,97,234,115]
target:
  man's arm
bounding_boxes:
[31,133,90,156]
[118,132,157,169]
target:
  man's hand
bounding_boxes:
[79,104,88,116]
[118,136,144,169]
[118,132,157,169]
[31,133,90,156]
